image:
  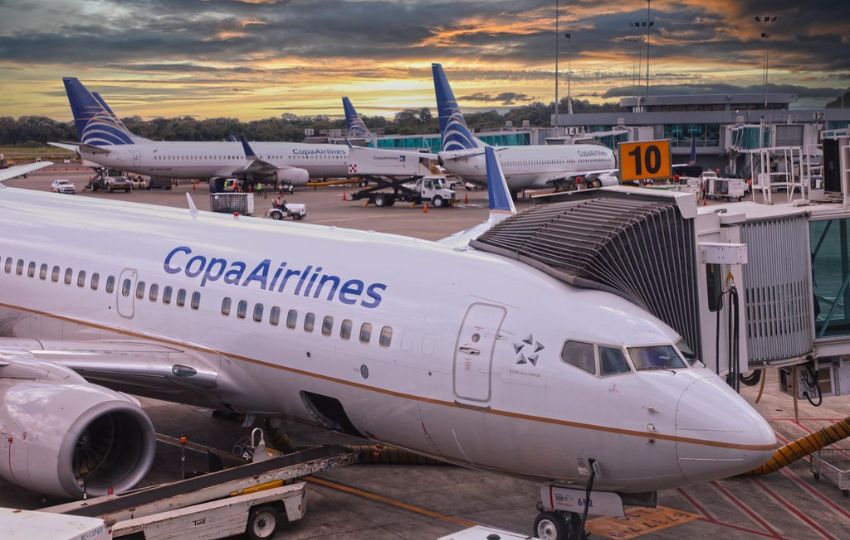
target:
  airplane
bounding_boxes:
[49,78,434,191]
[432,63,618,195]
[342,97,374,140]
[0,150,775,538]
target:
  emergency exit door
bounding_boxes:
[453,303,506,403]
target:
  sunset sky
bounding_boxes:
[1,0,848,121]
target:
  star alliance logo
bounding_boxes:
[515,334,544,366]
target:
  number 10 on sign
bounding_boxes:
[618,140,672,182]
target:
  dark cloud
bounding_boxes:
[459,92,533,105]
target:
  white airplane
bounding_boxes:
[0,154,775,538]
[49,78,433,190]
[433,64,618,195]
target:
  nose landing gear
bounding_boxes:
[533,509,585,540]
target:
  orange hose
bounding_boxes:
[747,416,850,475]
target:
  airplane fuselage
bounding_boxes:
[0,188,774,493]
[441,146,616,191]
[81,141,351,181]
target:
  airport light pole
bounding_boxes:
[554,0,559,128]
[623,35,643,100]
[755,16,781,110]
[628,20,653,101]
[645,0,652,99]
[565,33,572,109]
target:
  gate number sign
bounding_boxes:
[618,140,672,182]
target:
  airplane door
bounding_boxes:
[453,303,506,403]
[116,268,137,318]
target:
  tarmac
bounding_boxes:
[2,168,849,539]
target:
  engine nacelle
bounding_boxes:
[275,167,309,186]
[0,371,156,498]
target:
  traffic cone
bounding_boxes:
[464,192,468,204]
[342,192,347,201]
[423,202,429,214]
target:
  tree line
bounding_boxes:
[0,98,621,146]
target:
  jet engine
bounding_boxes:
[0,358,156,499]
[275,167,309,186]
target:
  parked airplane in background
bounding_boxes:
[50,78,433,191]
[342,97,374,140]
[0,147,774,538]
[432,63,617,195]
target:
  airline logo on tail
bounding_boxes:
[63,77,135,146]
[342,97,372,138]
[432,63,480,152]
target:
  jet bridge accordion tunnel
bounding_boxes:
[471,187,819,380]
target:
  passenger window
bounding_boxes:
[27,261,35,278]
[379,326,393,348]
[359,322,372,344]
[148,283,158,301]
[176,288,186,307]
[77,270,86,287]
[162,286,172,304]
[191,291,200,310]
[340,319,352,340]
[322,316,333,336]
[106,275,115,293]
[599,346,631,375]
[560,341,596,374]
[135,280,145,299]
[253,303,264,322]
[16,259,23,275]
[4,257,11,273]
[121,278,131,296]
[304,312,315,332]
[39,263,47,280]
[91,273,99,290]
[237,300,247,319]
[65,268,73,285]
[221,297,231,316]
[286,309,297,329]
[628,345,686,371]
[270,306,280,326]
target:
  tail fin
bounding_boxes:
[485,147,515,220]
[63,77,135,146]
[432,63,479,152]
[91,91,149,143]
[342,97,373,138]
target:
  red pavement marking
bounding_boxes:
[711,481,786,539]
[752,478,838,540]
[676,488,783,539]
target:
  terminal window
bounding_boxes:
[811,218,850,337]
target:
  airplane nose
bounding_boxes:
[675,377,776,483]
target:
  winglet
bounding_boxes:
[186,193,199,219]
[0,161,54,186]
[239,136,258,160]
[485,147,515,219]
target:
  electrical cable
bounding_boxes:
[801,362,823,407]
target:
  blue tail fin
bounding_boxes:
[342,97,372,138]
[63,77,135,146]
[432,63,479,152]
[485,147,515,218]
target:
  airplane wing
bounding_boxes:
[438,146,515,248]
[543,168,620,188]
[0,338,242,409]
[49,141,111,155]
[0,161,54,183]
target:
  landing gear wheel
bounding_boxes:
[432,195,444,208]
[375,193,388,207]
[246,505,281,540]
[534,512,569,540]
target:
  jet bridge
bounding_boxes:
[471,186,828,383]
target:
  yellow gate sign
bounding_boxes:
[618,140,672,182]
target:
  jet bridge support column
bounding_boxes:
[695,211,749,380]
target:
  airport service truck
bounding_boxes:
[351,176,457,208]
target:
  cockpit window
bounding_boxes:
[628,345,687,371]
[599,346,631,375]
[560,341,596,375]
[676,340,698,365]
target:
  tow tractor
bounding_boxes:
[41,444,357,540]
[266,200,306,221]
[350,176,457,208]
